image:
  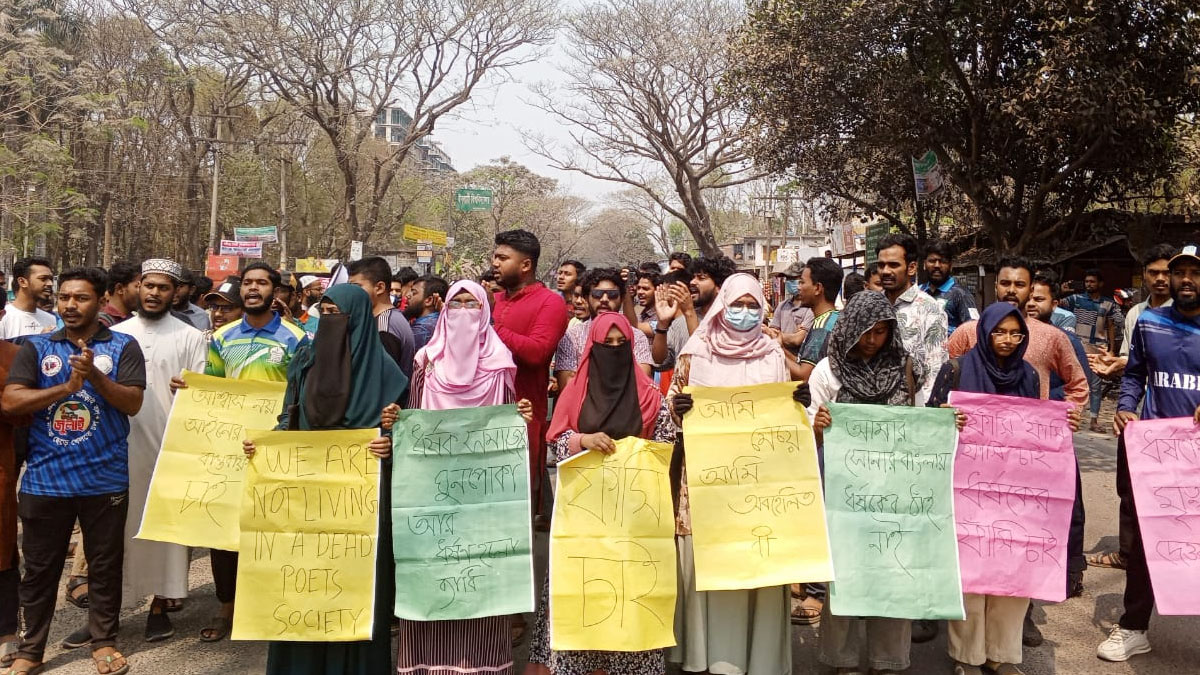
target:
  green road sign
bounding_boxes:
[454,188,493,212]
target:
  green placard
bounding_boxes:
[823,402,964,620]
[390,405,534,620]
[454,188,493,212]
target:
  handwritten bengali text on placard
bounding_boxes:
[1125,417,1200,615]
[824,402,964,620]
[391,405,534,620]
[950,391,1075,602]
[136,371,285,551]
[550,437,676,651]
[682,382,833,591]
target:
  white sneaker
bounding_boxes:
[1096,626,1151,661]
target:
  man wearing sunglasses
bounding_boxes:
[552,267,654,392]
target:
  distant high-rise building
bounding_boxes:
[373,107,455,173]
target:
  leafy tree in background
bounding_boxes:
[727,0,1200,254]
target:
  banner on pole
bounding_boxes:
[220,239,263,257]
[454,188,493,212]
[234,226,279,243]
[403,224,448,246]
[912,150,945,201]
[205,254,240,282]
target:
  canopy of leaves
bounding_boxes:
[727,0,1200,254]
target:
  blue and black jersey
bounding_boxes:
[1119,306,1200,421]
[6,327,146,496]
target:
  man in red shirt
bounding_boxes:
[490,230,569,520]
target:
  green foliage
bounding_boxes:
[727,0,1200,253]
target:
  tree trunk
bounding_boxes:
[335,150,358,253]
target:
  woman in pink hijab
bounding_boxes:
[669,272,793,675]
[383,279,533,675]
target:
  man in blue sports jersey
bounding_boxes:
[2,267,145,675]
[1097,245,1200,662]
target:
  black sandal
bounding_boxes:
[144,609,174,642]
[163,599,184,613]
[199,616,232,643]
[66,576,89,610]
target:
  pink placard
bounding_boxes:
[1125,417,1200,615]
[949,392,1076,602]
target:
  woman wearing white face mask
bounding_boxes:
[667,273,792,675]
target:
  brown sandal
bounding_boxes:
[66,576,89,609]
[1087,551,1127,569]
[791,596,822,625]
[92,650,129,675]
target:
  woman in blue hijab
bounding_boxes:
[927,302,1077,675]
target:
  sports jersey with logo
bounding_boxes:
[6,327,146,496]
[206,312,307,382]
[1120,306,1200,420]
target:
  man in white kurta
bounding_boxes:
[114,259,207,639]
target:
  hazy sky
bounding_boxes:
[426,40,619,203]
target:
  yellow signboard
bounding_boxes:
[232,429,381,641]
[402,224,448,246]
[550,437,677,651]
[136,371,286,551]
[681,381,834,591]
[293,257,337,273]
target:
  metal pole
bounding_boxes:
[279,157,289,268]
[207,116,223,253]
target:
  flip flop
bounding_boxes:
[3,661,45,675]
[1087,551,1127,569]
[199,616,232,643]
[92,650,129,675]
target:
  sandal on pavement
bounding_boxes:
[66,576,89,610]
[199,616,232,643]
[1087,551,1126,569]
[790,596,822,625]
[1,639,16,668]
[163,599,183,613]
[144,609,174,642]
[985,662,1025,675]
[61,625,92,650]
[92,649,129,675]
[2,663,45,675]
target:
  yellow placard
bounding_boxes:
[550,437,676,652]
[232,429,381,642]
[681,381,834,591]
[402,224,448,246]
[136,371,286,551]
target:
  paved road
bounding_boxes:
[24,424,1200,674]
